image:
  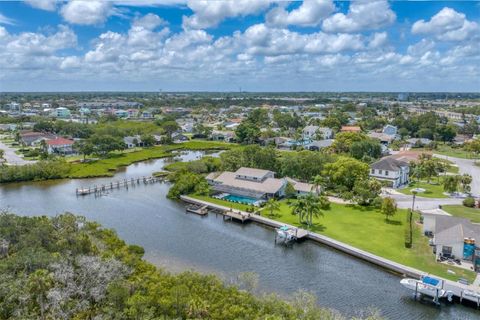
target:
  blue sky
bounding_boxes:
[0,0,479,92]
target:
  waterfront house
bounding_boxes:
[210,130,235,142]
[369,156,409,188]
[422,213,480,265]
[20,131,56,147]
[285,177,316,195]
[206,167,287,200]
[46,137,74,154]
[172,133,189,142]
[123,135,143,148]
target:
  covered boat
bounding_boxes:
[400,277,447,302]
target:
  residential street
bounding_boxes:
[390,193,463,211]
[434,154,480,197]
[0,140,36,165]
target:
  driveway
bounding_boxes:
[434,154,480,197]
[0,140,36,165]
[382,188,463,210]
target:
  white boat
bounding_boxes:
[463,289,480,299]
[276,227,295,244]
[400,278,446,299]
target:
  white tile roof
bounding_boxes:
[212,171,284,194]
[235,167,273,178]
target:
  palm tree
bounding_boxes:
[311,175,325,195]
[290,197,307,225]
[305,193,324,227]
[264,198,280,217]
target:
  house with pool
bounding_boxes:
[206,167,287,205]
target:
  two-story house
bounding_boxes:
[369,156,410,188]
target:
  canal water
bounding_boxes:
[0,151,478,320]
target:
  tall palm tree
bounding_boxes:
[304,193,324,227]
[264,198,280,217]
[290,197,307,225]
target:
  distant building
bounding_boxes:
[46,137,74,154]
[115,110,129,118]
[340,126,362,133]
[20,131,55,146]
[302,126,333,140]
[123,135,143,148]
[9,102,20,111]
[305,139,334,151]
[382,125,398,136]
[369,156,410,188]
[368,132,395,145]
[54,107,71,118]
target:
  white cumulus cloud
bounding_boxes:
[182,0,272,29]
[412,7,479,42]
[266,0,335,27]
[24,0,57,11]
[61,0,113,25]
[322,0,396,33]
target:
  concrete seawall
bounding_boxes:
[180,195,480,306]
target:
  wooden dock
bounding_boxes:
[223,210,251,223]
[76,176,163,196]
[186,205,208,216]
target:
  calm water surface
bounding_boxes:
[0,151,478,320]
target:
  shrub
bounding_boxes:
[463,197,476,208]
[404,228,412,248]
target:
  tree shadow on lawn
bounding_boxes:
[307,223,326,232]
[385,219,403,226]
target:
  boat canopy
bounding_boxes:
[280,226,289,231]
[422,276,440,286]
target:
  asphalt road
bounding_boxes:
[0,140,36,165]
[389,192,463,211]
[434,154,480,197]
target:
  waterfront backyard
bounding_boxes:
[192,195,476,283]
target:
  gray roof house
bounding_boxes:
[206,167,286,199]
[123,135,142,148]
[369,156,409,188]
[430,215,480,262]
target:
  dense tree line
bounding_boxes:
[0,160,71,183]
[0,213,384,319]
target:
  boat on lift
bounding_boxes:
[400,276,453,303]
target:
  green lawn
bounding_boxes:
[442,205,480,223]
[423,144,476,159]
[191,195,476,282]
[67,141,235,178]
[397,180,448,198]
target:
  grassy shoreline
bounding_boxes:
[191,194,476,283]
[67,140,235,178]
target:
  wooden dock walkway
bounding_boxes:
[186,205,209,215]
[179,195,480,307]
[76,176,163,196]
